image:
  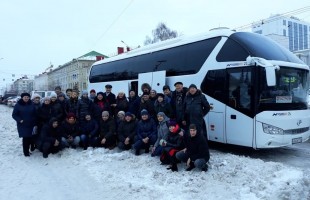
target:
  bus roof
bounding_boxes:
[94,28,235,65]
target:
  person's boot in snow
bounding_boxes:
[186,161,195,171]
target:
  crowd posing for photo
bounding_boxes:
[12,82,210,172]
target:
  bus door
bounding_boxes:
[138,71,166,96]
[225,67,254,147]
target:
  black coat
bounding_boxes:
[136,117,157,140]
[154,100,174,119]
[162,126,183,152]
[184,132,210,161]
[61,120,80,138]
[65,98,79,118]
[115,96,129,114]
[12,99,37,138]
[183,90,210,127]
[50,101,63,121]
[80,119,99,137]
[117,118,137,142]
[78,97,94,121]
[171,88,187,122]
[38,103,52,125]
[99,118,116,140]
[41,118,62,145]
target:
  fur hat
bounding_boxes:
[21,92,30,98]
[31,93,41,100]
[90,89,96,93]
[43,96,51,102]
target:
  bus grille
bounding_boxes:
[284,127,310,135]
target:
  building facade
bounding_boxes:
[13,77,34,95]
[252,15,310,52]
[33,72,48,91]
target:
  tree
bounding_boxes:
[144,22,178,45]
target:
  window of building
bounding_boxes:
[283,20,286,26]
[299,24,303,50]
[283,29,286,36]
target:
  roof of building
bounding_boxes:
[78,51,108,59]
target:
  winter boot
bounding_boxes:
[171,163,178,172]
[135,149,140,156]
[186,161,195,171]
[201,163,208,172]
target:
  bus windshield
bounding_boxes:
[259,67,309,111]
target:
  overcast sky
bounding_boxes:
[0,0,309,86]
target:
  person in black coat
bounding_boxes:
[176,124,210,171]
[154,93,174,119]
[50,93,64,122]
[40,118,62,158]
[117,112,137,151]
[171,82,187,127]
[80,113,99,149]
[61,113,81,148]
[98,111,116,149]
[78,90,94,124]
[182,84,210,135]
[133,109,157,155]
[160,121,184,172]
[12,93,37,157]
[57,93,67,122]
[38,97,52,126]
[65,90,79,120]
[127,89,138,115]
[103,84,116,117]
[136,92,155,120]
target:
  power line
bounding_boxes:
[93,0,135,47]
[234,6,310,31]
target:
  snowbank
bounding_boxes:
[0,105,309,200]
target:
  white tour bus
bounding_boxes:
[88,28,310,148]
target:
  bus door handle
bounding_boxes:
[231,115,236,119]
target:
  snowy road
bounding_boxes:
[1,105,310,200]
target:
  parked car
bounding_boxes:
[4,96,16,106]
[9,96,21,107]
[7,96,18,107]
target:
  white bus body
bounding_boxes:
[88,28,310,148]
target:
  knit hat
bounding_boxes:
[157,93,165,99]
[140,109,149,116]
[125,112,132,118]
[50,92,57,98]
[188,84,197,89]
[157,112,165,117]
[31,93,41,100]
[117,111,125,117]
[102,111,109,117]
[66,112,76,119]
[168,120,177,127]
[21,92,30,98]
[43,96,51,101]
[90,89,96,93]
[174,82,183,86]
[82,90,88,95]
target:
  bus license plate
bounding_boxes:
[292,137,302,144]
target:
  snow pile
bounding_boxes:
[0,105,310,200]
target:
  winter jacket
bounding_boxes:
[184,132,210,161]
[61,120,80,138]
[163,125,184,152]
[38,103,52,125]
[137,99,155,119]
[128,96,138,115]
[80,119,99,137]
[50,100,63,121]
[12,99,37,138]
[154,114,170,148]
[171,87,187,122]
[41,118,62,145]
[117,118,137,142]
[154,100,174,119]
[78,96,94,122]
[65,97,79,118]
[115,96,129,114]
[183,90,210,126]
[99,117,116,140]
[136,117,157,140]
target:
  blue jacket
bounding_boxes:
[80,119,99,137]
[136,117,157,140]
[12,99,37,138]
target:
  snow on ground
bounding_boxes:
[0,104,310,200]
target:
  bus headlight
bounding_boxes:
[262,123,284,135]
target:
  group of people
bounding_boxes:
[12,82,211,172]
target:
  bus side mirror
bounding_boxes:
[265,67,276,86]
